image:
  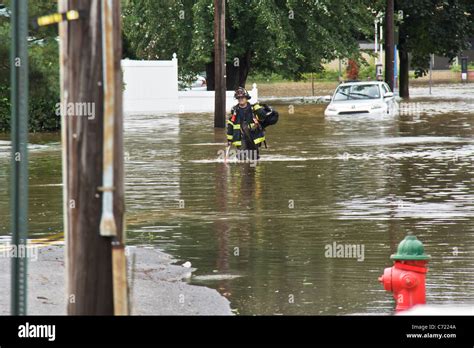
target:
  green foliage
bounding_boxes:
[311,70,341,81]
[0,0,60,133]
[122,0,381,81]
[0,85,9,132]
[450,62,474,72]
[248,70,342,83]
[249,64,378,83]
[397,0,474,78]
[122,0,196,78]
[0,22,10,132]
[28,39,60,132]
[359,61,376,80]
[178,70,199,90]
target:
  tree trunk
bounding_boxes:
[384,0,395,90]
[237,51,251,89]
[398,24,409,98]
[206,61,214,91]
[207,51,252,91]
[59,0,125,315]
[398,46,409,99]
[226,63,238,91]
[227,52,251,90]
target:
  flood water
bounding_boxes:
[1,84,474,315]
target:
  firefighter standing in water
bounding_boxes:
[226,87,266,160]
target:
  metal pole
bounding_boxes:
[374,20,378,65]
[379,21,383,64]
[100,0,117,238]
[10,0,29,316]
[394,45,398,90]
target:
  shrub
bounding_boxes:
[0,22,60,133]
[346,59,359,80]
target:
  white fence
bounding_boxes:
[122,55,258,115]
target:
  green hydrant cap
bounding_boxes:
[391,234,431,261]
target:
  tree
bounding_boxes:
[122,0,380,90]
[0,0,60,132]
[121,0,196,86]
[396,0,474,98]
[346,59,360,80]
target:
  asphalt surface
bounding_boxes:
[0,245,233,315]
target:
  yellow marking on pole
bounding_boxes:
[66,10,80,21]
[36,11,80,27]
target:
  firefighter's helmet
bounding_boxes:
[234,87,251,100]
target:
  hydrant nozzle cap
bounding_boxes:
[390,234,431,261]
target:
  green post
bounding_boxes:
[10,0,29,316]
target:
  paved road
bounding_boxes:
[0,245,233,315]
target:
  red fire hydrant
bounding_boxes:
[378,233,431,312]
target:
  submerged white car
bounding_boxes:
[324,81,395,116]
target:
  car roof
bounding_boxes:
[339,81,386,87]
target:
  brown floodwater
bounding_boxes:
[1,84,474,315]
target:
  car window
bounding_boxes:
[334,84,380,101]
[381,84,390,95]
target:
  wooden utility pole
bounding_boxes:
[59,0,126,315]
[214,0,226,128]
[385,0,395,90]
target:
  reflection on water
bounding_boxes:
[1,85,474,315]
